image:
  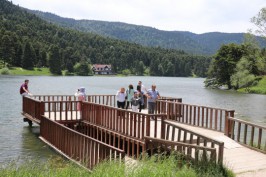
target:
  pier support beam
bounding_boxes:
[23,118,33,127]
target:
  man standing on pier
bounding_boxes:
[146,84,160,114]
[20,79,31,96]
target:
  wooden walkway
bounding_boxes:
[140,109,266,175]
[171,122,266,175]
[22,95,266,175]
[45,109,266,175]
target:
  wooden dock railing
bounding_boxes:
[33,95,116,106]
[227,117,266,153]
[40,115,125,170]
[145,137,217,163]
[77,121,145,158]
[81,101,167,141]
[42,100,79,122]
[22,96,44,123]
[156,100,235,133]
[162,120,224,163]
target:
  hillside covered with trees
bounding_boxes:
[26,9,266,55]
[0,0,211,76]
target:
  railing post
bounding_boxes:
[218,142,224,164]
[40,101,45,120]
[224,110,235,136]
[146,115,150,137]
[161,115,166,139]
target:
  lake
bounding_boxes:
[0,75,265,165]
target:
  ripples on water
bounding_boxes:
[0,75,265,165]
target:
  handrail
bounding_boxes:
[145,136,217,163]
[40,115,125,170]
[22,96,44,123]
[81,101,167,141]
[228,117,266,152]
[78,121,145,158]
[33,95,116,106]
[156,100,235,133]
[163,119,224,163]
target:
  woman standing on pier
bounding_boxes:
[75,87,86,118]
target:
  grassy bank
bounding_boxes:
[0,154,235,177]
[0,67,52,76]
[238,76,266,94]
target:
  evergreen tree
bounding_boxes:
[74,60,90,76]
[13,42,23,66]
[22,41,35,69]
[1,35,14,65]
[48,45,61,75]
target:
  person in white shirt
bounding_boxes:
[116,87,126,109]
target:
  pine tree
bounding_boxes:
[48,45,61,75]
[21,41,35,69]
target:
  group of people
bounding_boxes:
[19,79,160,115]
[116,81,160,114]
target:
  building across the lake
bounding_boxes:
[92,64,114,75]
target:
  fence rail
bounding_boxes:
[42,100,79,122]
[77,121,145,158]
[81,101,167,141]
[145,137,217,163]
[33,95,116,106]
[228,117,266,153]
[40,116,125,170]
[162,120,224,163]
[22,96,44,123]
[156,100,235,133]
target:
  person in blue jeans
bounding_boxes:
[146,84,160,114]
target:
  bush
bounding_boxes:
[0,67,11,75]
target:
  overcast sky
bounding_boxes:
[10,0,266,34]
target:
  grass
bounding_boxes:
[7,67,52,76]
[0,153,235,177]
[238,76,266,94]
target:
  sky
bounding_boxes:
[10,0,266,34]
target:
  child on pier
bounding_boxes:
[131,91,140,112]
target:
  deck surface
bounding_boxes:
[43,110,266,176]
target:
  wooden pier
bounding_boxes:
[21,95,266,175]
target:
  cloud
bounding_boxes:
[11,0,266,34]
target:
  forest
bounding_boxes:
[0,0,211,77]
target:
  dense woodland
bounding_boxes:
[28,10,266,55]
[0,0,211,76]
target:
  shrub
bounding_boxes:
[0,67,11,75]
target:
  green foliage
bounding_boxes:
[0,153,234,177]
[0,0,211,77]
[22,41,35,69]
[251,7,266,38]
[238,76,266,94]
[121,69,131,76]
[9,67,51,75]
[0,67,10,75]
[230,57,256,89]
[48,45,61,75]
[0,157,89,177]
[29,10,266,55]
[206,44,250,89]
[74,61,91,76]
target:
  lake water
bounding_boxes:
[0,75,265,165]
